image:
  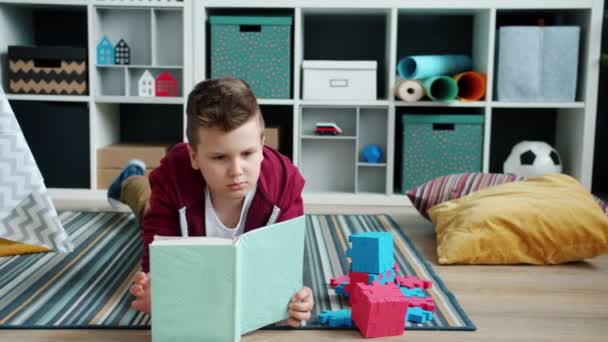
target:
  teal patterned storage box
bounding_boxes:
[210,16,292,99]
[401,114,484,193]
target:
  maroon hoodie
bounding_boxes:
[140,143,305,272]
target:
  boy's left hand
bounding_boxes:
[287,286,314,327]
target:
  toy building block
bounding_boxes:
[393,261,400,273]
[368,268,395,286]
[400,287,426,298]
[351,282,408,338]
[330,274,350,288]
[335,283,349,298]
[395,275,433,289]
[407,296,436,312]
[319,309,354,328]
[406,307,434,324]
[346,232,394,274]
[345,271,370,294]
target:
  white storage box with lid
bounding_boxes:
[302,60,377,100]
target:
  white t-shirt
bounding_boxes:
[204,185,256,239]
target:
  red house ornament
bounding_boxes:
[155,71,178,97]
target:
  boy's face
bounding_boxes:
[187,115,265,202]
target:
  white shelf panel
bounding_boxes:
[258,99,294,106]
[358,162,387,167]
[395,100,487,108]
[491,101,585,109]
[94,1,184,8]
[198,1,592,10]
[95,96,183,104]
[6,94,90,102]
[0,0,88,5]
[301,135,356,140]
[300,100,390,107]
[96,64,183,69]
[303,192,412,206]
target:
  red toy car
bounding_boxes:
[315,122,343,135]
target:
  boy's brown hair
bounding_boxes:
[186,77,264,148]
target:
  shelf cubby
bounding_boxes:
[95,7,152,65]
[393,107,486,193]
[10,100,90,188]
[153,8,183,66]
[300,106,357,137]
[357,167,386,194]
[395,9,491,103]
[260,105,294,160]
[127,67,183,97]
[301,139,356,193]
[302,9,391,100]
[493,9,590,103]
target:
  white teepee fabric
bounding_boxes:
[0,86,73,253]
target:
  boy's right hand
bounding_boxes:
[130,271,151,313]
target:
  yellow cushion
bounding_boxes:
[428,173,608,265]
[0,238,51,257]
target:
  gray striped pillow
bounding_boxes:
[406,173,608,220]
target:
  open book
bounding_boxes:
[149,215,306,342]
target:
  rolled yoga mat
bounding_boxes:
[422,76,459,102]
[398,55,473,80]
[395,78,425,102]
[453,71,486,101]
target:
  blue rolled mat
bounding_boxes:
[422,76,458,102]
[397,55,472,80]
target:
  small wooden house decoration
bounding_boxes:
[138,70,155,97]
[155,71,178,97]
[114,39,131,65]
[97,35,114,65]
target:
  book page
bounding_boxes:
[238,215,307,334]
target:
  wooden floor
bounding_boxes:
[2,201,608,342]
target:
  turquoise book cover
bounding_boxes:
[149,215,306,342]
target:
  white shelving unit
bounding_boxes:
[0,0,604,206]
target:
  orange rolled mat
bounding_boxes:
[453,71,486,101]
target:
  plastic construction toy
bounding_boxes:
[406,306,434,324]
[319,309,354,327]
[346,232,394,274]
[315,122,343,135]
[350,282,408,338]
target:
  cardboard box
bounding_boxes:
[97,168,152,189]
[264,127,280,150]
[97,143,172,169]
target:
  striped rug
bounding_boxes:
[0,211,475,331]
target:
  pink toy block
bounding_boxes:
[395,275,432,289]
[350,282,409,338]
[345,271,370,294]
[407,296,435,312]
[393,262,400,273]
[330,274,350,289]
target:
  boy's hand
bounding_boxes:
[130,271,151,313]
[287,286,314,327]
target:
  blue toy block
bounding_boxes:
[335,283,350,298]
[318,309,354,327]
[400,287,426,298]
[346,232,394,274]
[368,268,395,285]
[97,35,114,65]
[406,306,434,324]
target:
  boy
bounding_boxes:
[108,77,313,327]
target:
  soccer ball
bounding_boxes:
[503,141,563,178]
